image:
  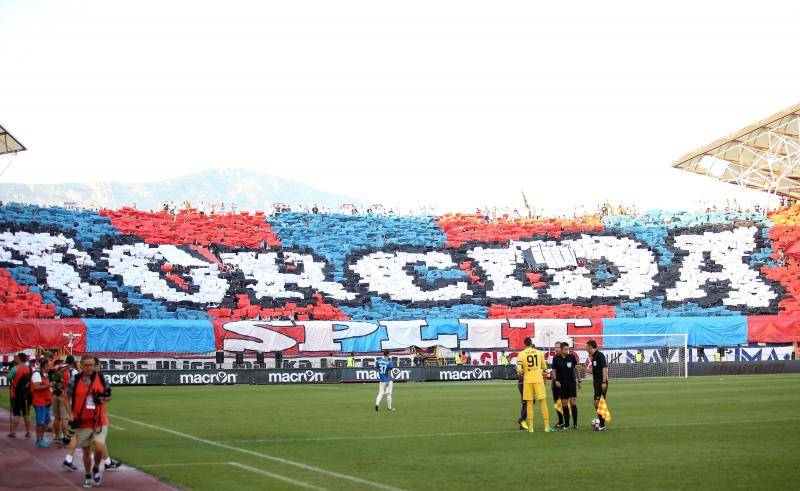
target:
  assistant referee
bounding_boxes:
[585,340,608,431]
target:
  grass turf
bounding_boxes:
[32,374,800,489]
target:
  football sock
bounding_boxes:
[375,394,382,406]
[387,394,392,409]
[519,401,527,422]
[562,403,570,427]
[571,406,578,425]
[540,403,550,428]
[556,408,564,426]
[65,454,73,464]
[526,401,534,430]
[599,415,605,427]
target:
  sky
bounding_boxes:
[1,0,799,214]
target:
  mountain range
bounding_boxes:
[0,168,364,211]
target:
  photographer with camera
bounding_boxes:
[63,356,111,487]
[93,356,122,471]
[52,356,78,447]
[31,357,54,447]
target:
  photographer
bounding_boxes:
[52,356,78,447]
[64,356,111,487]
[93,356,122,471]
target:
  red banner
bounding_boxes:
[748,316,800,343]
[0,319,86,353]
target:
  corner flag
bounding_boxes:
[596,396,612,422]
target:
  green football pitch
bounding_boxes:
[49,374,800,489]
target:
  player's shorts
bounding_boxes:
[377,381,393,395]
[34,405,52,425]
[558,383,577,399]
[51,397,68,419]
[593,380,608,400]
[522,382,546,401]
[75,425,108,449]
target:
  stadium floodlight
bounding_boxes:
[570,334,689,379]
[0,123,26,157]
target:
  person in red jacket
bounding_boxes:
[64,356,111,487]
[7,353,32,438]
[31,357,54,447]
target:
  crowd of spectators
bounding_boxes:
[3,195,793,220]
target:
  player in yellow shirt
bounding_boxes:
[516,337,552,433]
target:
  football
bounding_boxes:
[591,418,600,430]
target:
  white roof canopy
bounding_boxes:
[673,103,800,200]
[0,124,26,157]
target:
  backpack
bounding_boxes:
[53,366,69,396]
[14,369,32,399]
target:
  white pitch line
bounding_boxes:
[110,414,403,491]
[109,424,127,431]
[303,386,364,392]
[139,462,229,468]
[619,416,800,430]
[229,462,329,490]
[221,416,800,444]
[139,462,327,490]
[223,430,514,444]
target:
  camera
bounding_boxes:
[93,388,112,405]
[63,420,77,444]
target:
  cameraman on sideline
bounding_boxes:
[94,357,122,471]
[52,356,79,446]
[63,356,111,487]
[60,357,121,478]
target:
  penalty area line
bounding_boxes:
[110,414,402,491]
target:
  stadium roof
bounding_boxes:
[673,103,800,200]
[0,123,26,157]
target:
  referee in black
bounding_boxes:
[552,341,580,429]
[516,361,529,430]
[549,342,565,428]
[584,340,608,431]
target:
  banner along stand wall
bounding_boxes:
[4,362,798,388]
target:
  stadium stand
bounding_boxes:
[0,203,799,356]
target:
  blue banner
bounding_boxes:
[85,319,216,353]
[602,317,748,348]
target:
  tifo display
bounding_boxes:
[1,203,800,355]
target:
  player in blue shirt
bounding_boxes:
[375,350,397,412]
